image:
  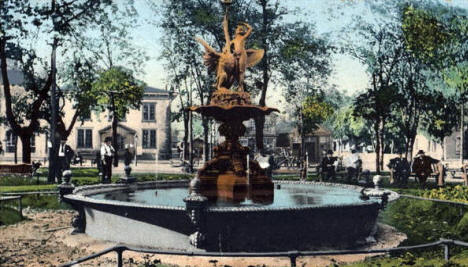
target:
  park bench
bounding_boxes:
[0,163,32,176]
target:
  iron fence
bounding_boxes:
[60,238,468,267]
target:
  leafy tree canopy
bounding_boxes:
[91,67,146,120]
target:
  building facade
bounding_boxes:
[1,70,174,162]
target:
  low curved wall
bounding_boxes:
[64,180,395,252]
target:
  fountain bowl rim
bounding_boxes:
[63,180,399,212]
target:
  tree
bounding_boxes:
[348,20,403,173]
[353,84,399,173]
[91,67,146,166]
[401,2,467,161]
[325,105,371,153]
[298,95,333,159]
[48,1,147,144]
[0,0,112,169]
[421,93,459,160]
[157,0,332,154]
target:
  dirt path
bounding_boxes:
[0,209,406,267]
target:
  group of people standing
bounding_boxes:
[53,136,115,184]
[320,149,362,183]
[320,149,443,187]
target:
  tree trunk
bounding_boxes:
[202,116,209,162]
[189,110,193,172]
[441,141,445,161]
[254,0,269,152]
[461,102,464,163]
[374,121,381,174]
[112,116,119,167]
[48,39,58,182]
[379,120,385,171]
[20,135,32,164]
[254,116,265,152]
[183,113,189,162]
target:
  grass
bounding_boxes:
[0,184,57,193]
[0,206,23,226]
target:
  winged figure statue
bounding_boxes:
[196,14,264,92]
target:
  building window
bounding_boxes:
[77,129,93,148]
[5,130,16,153]
[142,103,156,121]
[30,134,36,153]
[142,129,156,148]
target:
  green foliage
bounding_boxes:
[443,62,468,94]
[91,66,146,120]
[21,194,68,210]
[402,5,453,62]
[301,95,334,134]
[380,198,467,245]
[325,105,371,144]
[0,184,57,193]
[420,93,459,144]
[0,207,23,226]
[339,252,468,267]
[0,175,48,186]
[422,185,468,203]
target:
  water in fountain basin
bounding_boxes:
[90,183,379,208]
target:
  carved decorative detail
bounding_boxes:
[210,90,251,105]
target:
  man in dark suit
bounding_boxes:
[321,150,337,181]
[57,137,74,184]
[411,150,439,187]
[388,153,410,187]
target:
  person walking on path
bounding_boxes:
[101,137,115,183]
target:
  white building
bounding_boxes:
[1,69,174,163]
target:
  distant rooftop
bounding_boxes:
[145,86,169,94]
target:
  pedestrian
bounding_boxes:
[57,137,74,184]
[395,155,411,187]
[101,137,115,183]
[344,149,360,183]
[321,150,337,181]
[387,153,410,186]
[411,150,439,187]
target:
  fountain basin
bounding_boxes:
[63,180,399,252]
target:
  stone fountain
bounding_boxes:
[62,0,399,253]
[189,0,277,204]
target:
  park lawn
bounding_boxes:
[0,184,57,193]
[0,207,23,226]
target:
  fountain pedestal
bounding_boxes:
[190,91,277,203]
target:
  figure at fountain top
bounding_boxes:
[196,14,264,92]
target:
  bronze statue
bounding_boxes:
[196,14,264,92]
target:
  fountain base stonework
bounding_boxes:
[190,91,277,204]
[64,180,398,252]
